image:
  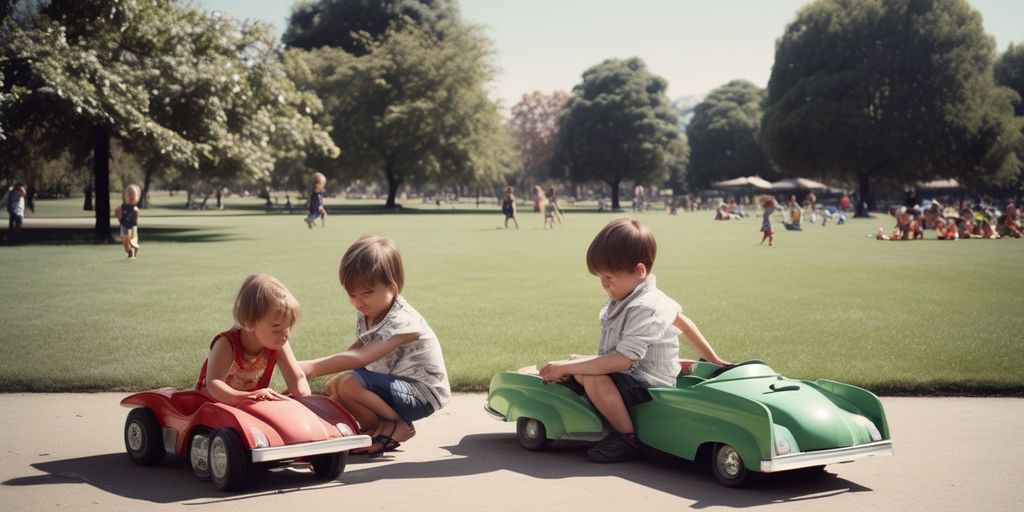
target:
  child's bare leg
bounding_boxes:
[331,375,415,450]
[578,374,635,434]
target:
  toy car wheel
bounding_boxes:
[516,417,552,452]
[311,452,347,481]
[189,429,212,481]
[712,443,749,487]
[124,408,165,466]
[209,428,248,491]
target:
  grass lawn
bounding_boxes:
[2,195,1022,395]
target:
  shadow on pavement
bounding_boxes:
[3,453,356,504]
[3,435,872,506]
[344,433,874,508]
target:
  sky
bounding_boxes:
[198,0,1024,106]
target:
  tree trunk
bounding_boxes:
[93,126,112,242]
[216,189,222,209]
[855,172,873,218]
[608,178,622,211]
[384,160,401,208]
[140,168,153,209]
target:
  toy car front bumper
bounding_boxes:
[250,434,372,463]
[483,404,505,421]
[760,440,894,472]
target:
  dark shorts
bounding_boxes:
[351,368,436,422]
[561,372,653,408]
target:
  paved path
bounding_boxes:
[1,393,1022,511]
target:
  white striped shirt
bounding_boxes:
[598,275,682,388]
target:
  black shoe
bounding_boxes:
[586,432,642,463]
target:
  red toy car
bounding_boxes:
[121,388,371,491]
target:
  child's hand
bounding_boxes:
[247,388,289,401]
[539,362,570,382]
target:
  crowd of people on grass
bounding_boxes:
[876,200,1021,240]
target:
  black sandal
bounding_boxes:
[359,420,401,456]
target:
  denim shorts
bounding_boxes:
[561,372,652,408]
[351,368,435,422]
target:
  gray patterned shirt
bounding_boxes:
[598,275,682,388]
[357,296,451,410]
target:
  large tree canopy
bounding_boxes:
[283,0,458,55]
[995,42,1024,117]
[287,19,513,207]
[1,1,336,231]
[508,90,568,190]
[762,0,1022,216]
[686,79,777,191]
[556,57,682,209]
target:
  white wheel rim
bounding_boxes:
[127,421,144,452]
[718,446,742,478]
[525,420,540,439]
[210,437,228,479]
[191,434,210,473]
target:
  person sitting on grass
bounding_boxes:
[538,219,730,463]
[999,204,1021,238]
[300,235,450,456]
[196,273,311,405]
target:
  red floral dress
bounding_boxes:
[195,329,278,392]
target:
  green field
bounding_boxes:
[2,195,1022,395]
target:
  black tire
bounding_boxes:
[209,428,248,491]
[124,408,165,466]
[311,452,347,481]
[188,428,212,481]
[516,417,552,452]
[712,443,749,487]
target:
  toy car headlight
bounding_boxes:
[250,427,270,448]
[336,423,355,436]
[774,438,791,456]
[771,424,798,456]
[857,416,883,441]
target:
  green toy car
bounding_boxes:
[485,360,893,487]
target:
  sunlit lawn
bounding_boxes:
[2,195,1022,395]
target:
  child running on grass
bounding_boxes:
[300,235,450,456]
[502,186,519,229]
[305,172,327,228]
[760,197,778,246]
[539,219,730,462]
[115,185,141,259]
[196,274,311,404]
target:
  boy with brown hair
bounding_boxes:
[539,219,729,462]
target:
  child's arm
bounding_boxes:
[301,333,420,378]
[674,313,730,366]
[275,341,311,397]
[115,206,122,221]
[539,352,632,382]
[204,337,288,405]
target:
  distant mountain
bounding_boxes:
[673,95,701,130]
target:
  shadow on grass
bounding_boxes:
[344,434,873,508]
[1,226,243,246]
[4,435,872,506]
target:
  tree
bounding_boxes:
[287,19,512,207]
[995,42,1024,116]
[1,1,337,231]
[555,57,682,209]
[685,80,778,191]
[508,90,568,190]
[283,0,458,55]
[761,0,1021,217]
